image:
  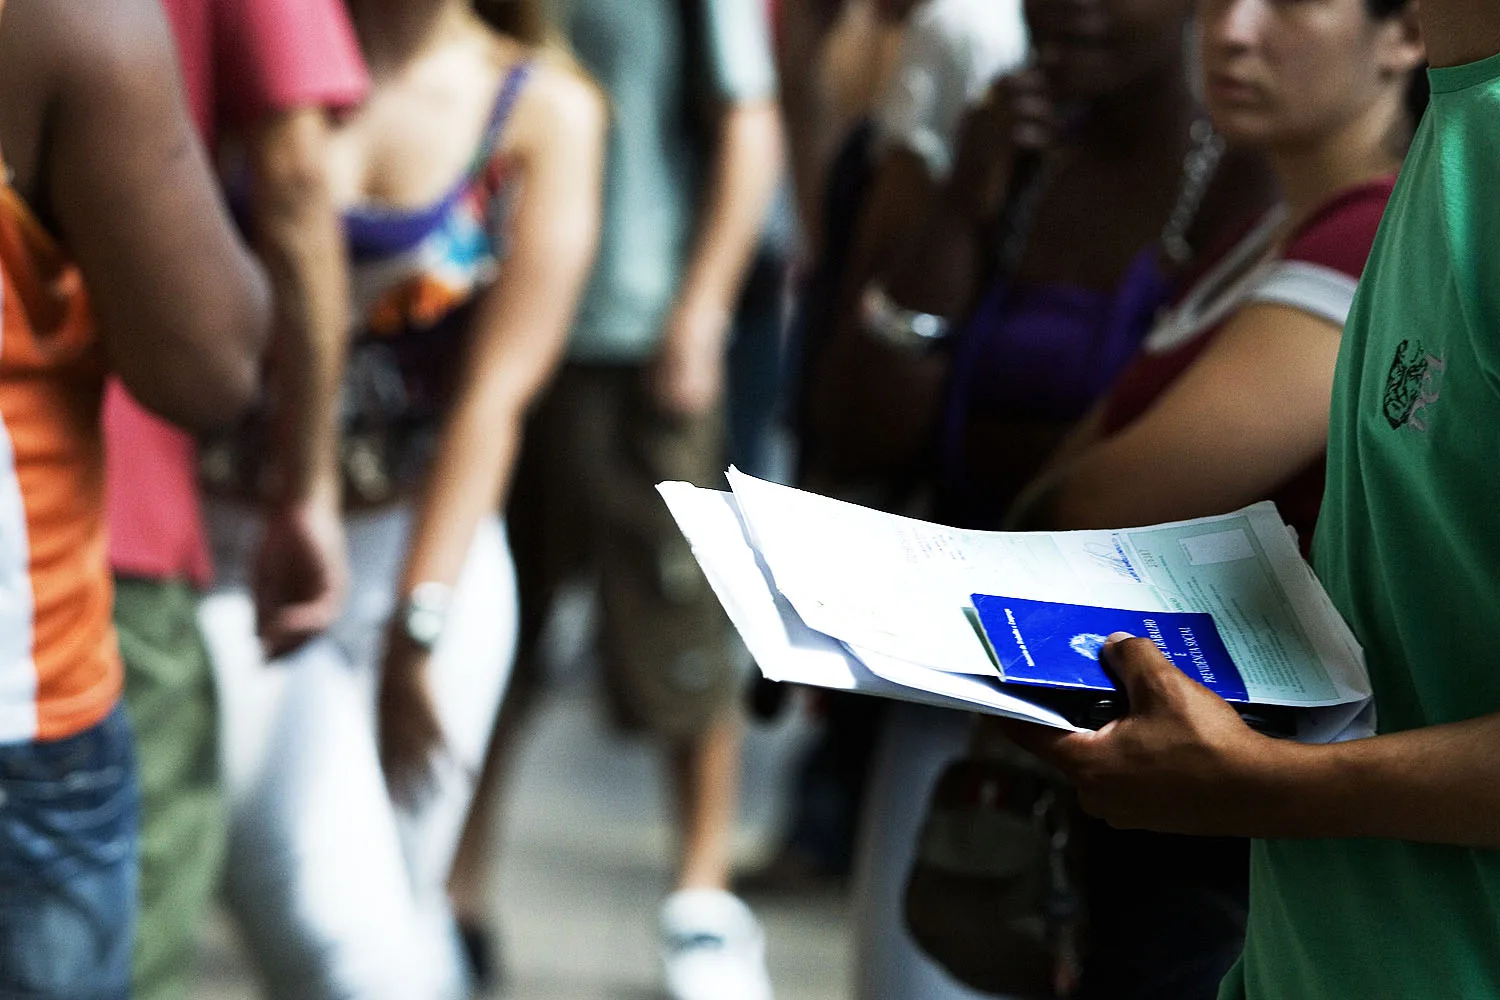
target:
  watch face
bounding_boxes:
[403,581,453,649]
[406,605,445,649]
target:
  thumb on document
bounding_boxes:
[1100,632,1172,713]
[1008,633,1279,835]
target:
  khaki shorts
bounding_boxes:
[509,363,736,739]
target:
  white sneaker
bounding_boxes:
[660,889,774,1000]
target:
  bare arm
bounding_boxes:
[1013,0,1500,849]
[682,100,784,320]
[247,107,351,653]
[1012,635,1500,849]
[41,0,269,430]
[839,0,1024,309]
[1013,304,1342,531]
[402,70,604,591]
[873,70,1063,313]
[841,148,942,309]
[874,95,1006,316]
[800,90,1011,483]
[1030,402,1107,485]
[379,65,605,802]
[650,98,784,417]
[1003,301,1497,848]
[776,0,849,253]
[249,107,348,509]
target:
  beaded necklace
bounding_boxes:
[993,117,1226,277]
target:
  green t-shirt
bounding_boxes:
[1220,53,1500,1000]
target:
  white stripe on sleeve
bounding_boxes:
[1248,260,1360,328]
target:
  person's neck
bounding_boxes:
[348,0,467,78]
[1419,0,1500,69]
[1076,58,1199,157]
[1270,97,1404,233]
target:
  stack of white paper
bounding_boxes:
[658,470,1374,744]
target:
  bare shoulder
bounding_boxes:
[39,0,176,91]
[468,21,606,129]
[0,0,185,208]
[31,0,185,148]
[531,57,607,123]
[464,19,606,162]
[509,52,608,159]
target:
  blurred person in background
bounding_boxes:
[446,1,782,998]
[723,215,793,485]
[800,0,1276,994]
[195,0,605,995]
[107,1,367,997]
[744,0,1027,898]
[0,0,271,993]
[1004,2,1500,998]
[776,0,905,258]
[725,4,797,488]
[823,0,1028,369]
[797,0,1028,498]
[986,0,1423,993]
[1016,0,1423,562]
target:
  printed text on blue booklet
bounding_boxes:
[971,594,1250,703]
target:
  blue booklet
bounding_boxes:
[970,594,1250,703]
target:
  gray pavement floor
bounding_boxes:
[191,677,851,1000]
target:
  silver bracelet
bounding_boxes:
[860,284,953,353]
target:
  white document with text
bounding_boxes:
[659,473,1375,743]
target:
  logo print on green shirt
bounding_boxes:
[1383,339,1447,431]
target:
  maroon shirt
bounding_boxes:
[1099,178,1396,554]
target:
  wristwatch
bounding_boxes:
[399,581,453,651]
[860,283,953,353]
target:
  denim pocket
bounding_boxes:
[0,707,138,887]
[0,707,138,998]
[0,863,135,999]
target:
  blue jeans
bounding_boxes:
[0,704,139,1000]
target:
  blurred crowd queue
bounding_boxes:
[2,0,1499,999]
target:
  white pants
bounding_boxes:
[200,503,518,1000]
[851,703,1014,1000]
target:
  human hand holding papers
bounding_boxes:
[658,470,1374,744]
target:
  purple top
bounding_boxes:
[343,59,533,262]
[937,246,1170,527]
